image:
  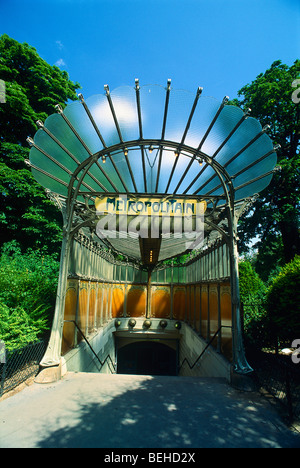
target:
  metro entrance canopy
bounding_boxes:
[26,80,277,378]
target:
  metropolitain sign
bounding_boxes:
[95,196,207,217]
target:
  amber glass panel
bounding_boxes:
[189,285,195,328]
[62,281,78,354]
[112,285,125,318]
[88,286,96,333]
[102,285,108,323]
[77,282,88,340]
[95,283,103,328]
[209,284,219,347]
[186,286,191,324]
[173,286,186,321]
[108,284,113,321]
[220,282,232,361]
[126,285,147,317]
[195,285,201,332]
[201,284,208,340]
[151,286,171,318]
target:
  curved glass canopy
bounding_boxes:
[27,81,277,264]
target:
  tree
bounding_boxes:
[239,260,268,347]
[235,60,300,266]
[0,34,80,254]
[266,255,300,346]
[0,240,59,351]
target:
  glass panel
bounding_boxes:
[158,269,165,283]
[164,88,196,143]
[192,164,220,195]
[158,237,189,262]
[173,286,186,320]
[132,267,141,283]
[216,117,262,168]
[127,148,147,193]
[108,150,136,192]
[233,152,276,189]
[159,151,196,194]
[31,166,68,197]
[44,113,90,163]
[128,266,135,283]
[172,266,179,283]
[178,266,185,283]
[139,84,166,140]
[209,284,219,346]
[185,96,222,151]
[85,93,120,148]
[81,171,109,193]
[200,284,208,340]
[151,270,158,283]
[235,173,273,201]
[202,104,245,156]
[141,269,148,283]
[165,266,172,283]
[90,153,128,192]
[226,133,274,178]
[34,129,78,174]
[64,100,104,155]
[220,282,232,361]
[177,158,205,194]
[111,86,139,142]
[83,159,125,192]
[30,145,71,185]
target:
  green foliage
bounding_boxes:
[0,35,80,349]
[0,241,59,351]
[0,34,80,254]
[239,260,267,304]
[266,255,300,343]
[0,34,80,144]
[235,60,300,265]
[252,234,285,283]
[0,303,49,352]
[239,261,269,347]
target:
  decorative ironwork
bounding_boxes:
[25,81,278,376]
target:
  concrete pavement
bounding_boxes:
[1,372,300,448]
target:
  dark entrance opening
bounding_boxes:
[117,341,178,376]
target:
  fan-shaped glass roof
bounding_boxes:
[27,81,277,265]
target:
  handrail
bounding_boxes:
[179,325,232,371]
[64,320,116,374]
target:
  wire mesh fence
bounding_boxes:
[0,340,47,397]
[242,300,300,423]
[251,352,300,423]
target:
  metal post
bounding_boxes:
[229,214,253,375]
[0,349,7,397]
[38,229,73,372]
[217,283,222,353]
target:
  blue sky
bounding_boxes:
[1,0,299,101]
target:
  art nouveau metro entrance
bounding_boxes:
[26,80,278,382]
